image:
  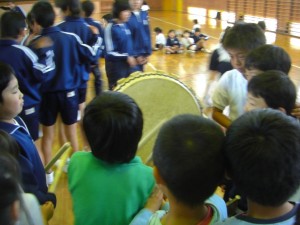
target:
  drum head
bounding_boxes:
[115,71,202,164]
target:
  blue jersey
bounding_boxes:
[127,10,152,57]
[166,37,181,47]
[84,17,105,57]
[57,16,102,82]
[33,26,99,92]
[0,117,56,206]
[104,21,133,62]
[0,39,54,107]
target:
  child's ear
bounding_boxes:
[10,200,20,222]
[277,107,287,114]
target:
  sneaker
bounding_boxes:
[63,158,71,173]
[46,171,54,186]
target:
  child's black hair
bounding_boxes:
[154,27,162,33]
[0,62,15,103]
[245,44,291,74]
[0,11,26,39]
[30,1,55,28]
[83,91,143,163]
[225,109,300,206]
[153,114,225,207]
[223,23,266,51]
[81,0,94,17]
[112,1,130,19]
[248,70,296,115]
[0,153,21,225]
[55,0,81,17]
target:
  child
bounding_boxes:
[104,1,137,90]
[130,114,227,225]
[180,30,197,52]
[245,70,296,114]
[29,1,100,168]
[81,0,104,95]
[192,19,201,33]
[55,0,102,126]
[0,62,56,207]
[0,132,45,225]
[68,91,155,225]
[212,23,266,128]
[191,28,209,51]
[0,11,54,141]
[153,27,165,50]
[165,29,184,54]
[127,0,152,72]
[219,109,300,224]
[244,44,291,81]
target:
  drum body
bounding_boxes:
[115,72,202,164]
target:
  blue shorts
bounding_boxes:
[78,87,87,104]
[19,105,40,141]
[40,90,79,126]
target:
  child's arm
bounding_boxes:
[129,187,163,225]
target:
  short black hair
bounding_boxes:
[257,21,266,31]
[102,13,113,23]
[0,130,20,158]
[248,70,296,115]
[83,91,143,163]
[112,1,130,19]
[153,114,225,207]
[0,153,21,225]
[223,23,266,51]
[245,44,291,74]
[0,11,26,38]
[30,1,55,28]
[154,27,162,33]
[225,109,300,206]
[55,0,81,16]
[81,0,94,17]
[0,62,15,103]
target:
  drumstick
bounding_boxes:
[44,142,71,172]
[138,119,167,164]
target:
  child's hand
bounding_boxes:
[291,103,300,119]
[137,56,148,65]
[144,186,164,213]
[127,56,137,67]
[89,25,99,35]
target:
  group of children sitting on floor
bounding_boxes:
[1,2,300,224]
[153,25,209,54]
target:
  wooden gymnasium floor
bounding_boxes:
[49,11,300,225]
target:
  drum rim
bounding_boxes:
[114,71,203,115]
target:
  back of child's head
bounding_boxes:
[0,62,15,103]
[0,10,26,39]
[193,19,198,24]
[153,114,225,207]
[0,153,21,225]
[154,27,162,33]
[0,130,20,158]
[30,1,55,28]
[194,27,201,33]
[257,20,266,31]
[225,109,300,207]
[245,44,291,74]
[112,1,130,19]
[83,91,143,164]
[55,0,81,16]
[248,70,296,115]
[81,0,94,17]
[102,13,113,23]
[223,23,266,51]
